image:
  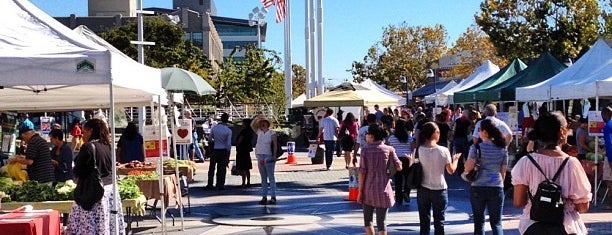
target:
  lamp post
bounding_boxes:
[248,7,267,48]
[426,69,436,106]
[400,75,410,106]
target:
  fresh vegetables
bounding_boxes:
[117,179,142,200]
[54,180,76,201]
[7,180,55,202]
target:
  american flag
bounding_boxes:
[261,0,274,9]
[275,0,286,23]
[261,0,286,23]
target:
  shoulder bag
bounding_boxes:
[462,143,481,182]
[406,146,423,189]
[73,142,105,211]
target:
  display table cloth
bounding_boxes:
[0,208,60,235]
[135,174,181,208]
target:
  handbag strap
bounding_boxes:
[474,143,481,162]
[89,142,101,174]
[526,154,569,201]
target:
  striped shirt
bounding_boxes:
[468,141,508,187]
[387,134,412,158]
[25,134,55,183]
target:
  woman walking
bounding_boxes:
[512,112,591,235]
[340,112,359,168]
[66,118,125,234]
[70,118,82,153]
[413,122,460,235]
[463,119,508,235]
[358,124,402,235]
[236,118,254,187]
[251,115,279,205]
[387,119,413,205]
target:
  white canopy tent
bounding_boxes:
[516,39,612,101]
[438,60,500,106]
[0,1,163,111]
[291,93,306,108]
[356,79,406,105]
[423,80,458,105]
[0,1,163,234]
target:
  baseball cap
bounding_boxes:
[19,125,33,136]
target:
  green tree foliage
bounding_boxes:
[214,44,286,116]
[292,64,306,99]
[448,25,508,79]
[99,16,212,103]
[602,0,612,39]
[476,0,601,60]
[350,23,448,92]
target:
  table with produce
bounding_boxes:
[130,171,181,209]
[117,160,195,182]
[0,177,146,232]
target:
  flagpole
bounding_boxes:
[304,0,312,98]
[309,0,317,96]
[316,0,324,94]
[284,0,292,118]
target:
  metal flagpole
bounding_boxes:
[304,0,312,98]
[284,0,292,117]
[309,0,317,96]
[316,0,324,94]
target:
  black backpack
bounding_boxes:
[526,155,570,225]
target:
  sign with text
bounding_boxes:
[174,119,193,144]
[508,106,519,131]
[588,111,604,137]
[143,125,169,157]
[40,117,51,135]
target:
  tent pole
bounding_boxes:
[109,82,119,235]
[175,95,184,230]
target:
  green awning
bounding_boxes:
[453,58,527,103]
[475,52,566,101]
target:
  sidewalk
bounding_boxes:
[132,149,612,234]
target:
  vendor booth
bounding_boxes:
[454,58,528,104]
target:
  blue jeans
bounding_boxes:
[192,132,204,160]
[470,186,504,235]
[417,187,448,235]
[256,154,276,198]
[324,140,336,168]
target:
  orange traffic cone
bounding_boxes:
[286,153,297,164]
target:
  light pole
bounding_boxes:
[248,7,267,48]
[400,75,410,106]
[427,69,436,106]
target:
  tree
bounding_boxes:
[351,23,448,92]
[476,0,601,60]
[99,17,212,103]
[448,25,508,79]
[292,64,306,99]
[602,0,612,39]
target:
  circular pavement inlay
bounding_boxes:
[212,214,324,227]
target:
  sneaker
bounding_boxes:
[403,192,411,203]
[204,185,214,190]
[268,197,277,205]
[259,197,267,205]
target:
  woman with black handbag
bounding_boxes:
[66,118,125,235]
[462,119,508,235]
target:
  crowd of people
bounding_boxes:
[310,103,595,235]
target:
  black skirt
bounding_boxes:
[235,150,253,170]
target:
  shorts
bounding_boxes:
[340,136,355,151]
[604,158,612,181]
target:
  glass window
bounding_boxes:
[222,41,256,50]
[215,24,257,36]
[192,32,203,47]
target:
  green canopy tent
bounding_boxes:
[453,58,528,103]
[474,52,566,101]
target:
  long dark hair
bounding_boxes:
[480,119,506,148]
[367,124,388,141]
[71,117,81,128]
[418,122,438,146]
[122,122,139,140]
[531,111,567,149]
[393,119,409,143]
[343,112,356,125]
[84,118,111,145]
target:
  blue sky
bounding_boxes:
[30,0,483,86]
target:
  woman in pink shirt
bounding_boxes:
[512,112,591,235]
[357,124,402,235]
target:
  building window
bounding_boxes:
[192,32,203,47]
[215,24,257,36]
[223,41,256,50]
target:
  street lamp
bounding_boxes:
[400,75,410,106]
[248,7,267,48]
[426,69,436,106]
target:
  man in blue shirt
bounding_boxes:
[207,113,232,190]
[20,113,34,131]
[601,107,612,209]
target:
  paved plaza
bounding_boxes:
[133,148,612,234]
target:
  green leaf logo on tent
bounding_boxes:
[76,59,95,73]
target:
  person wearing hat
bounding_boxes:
[10,126,55,183]
[19,113,34,130]
[207,113,232,190]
